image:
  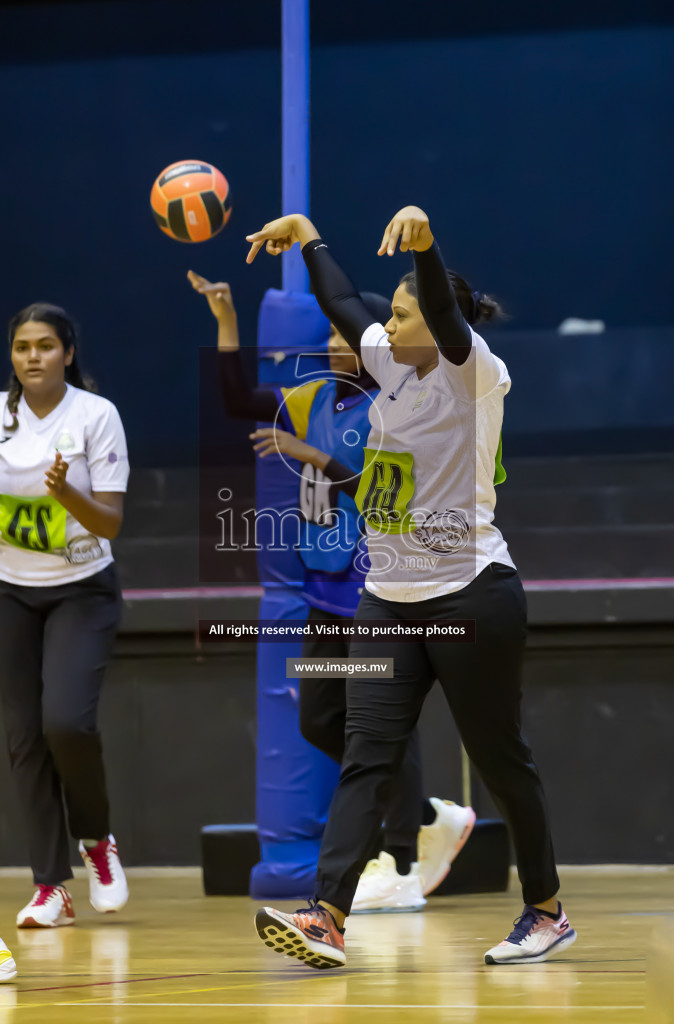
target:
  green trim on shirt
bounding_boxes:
[494,433,506,486]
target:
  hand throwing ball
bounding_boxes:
[150,160,231,242]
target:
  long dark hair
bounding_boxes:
[400,269,506,326]
[4,303,95,433]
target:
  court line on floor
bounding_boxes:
[18,967,315,995]
[17,964,646,998]
[19,973,216,993]
[18,975,338,1007]
[49,965,647,1006]
[9,974,322,1011]
[39,1002,647,1012]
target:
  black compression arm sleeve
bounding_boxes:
[323,457,360,500]
[413,242,472,365]
[302,239,375,354]
[217,350,280,420]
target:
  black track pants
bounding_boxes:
[315,564,559,913]
[0,564,121,885]
[299,605,423,852]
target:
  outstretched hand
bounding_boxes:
[45,451,69,498]
[378,206,434,256]
[250,427,317,463]
[245,214,320,264]
[187,271,236,322]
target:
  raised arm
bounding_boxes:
[379,207,472,365]
[188,271,280,421]
[413,243,471,364]
[245,215,374,354]
[301,241,374,354]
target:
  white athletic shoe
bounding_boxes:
[418,798,476,895]
[79,835,129,913]
[16,885,75,928]
[484,903,577,964]
[351,851,426,913]
[0,938,17,983]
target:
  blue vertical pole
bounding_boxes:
[282,0,310,294]
[251,0,340,899]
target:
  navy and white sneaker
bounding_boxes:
[484,903,577,964]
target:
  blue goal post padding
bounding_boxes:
[250,288,340,899]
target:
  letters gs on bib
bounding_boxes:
[0,495,67,553]
[0,495,102,564]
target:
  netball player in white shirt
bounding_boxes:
[0,303,129,930]
[245,207,576,968]
[188,272,475,911]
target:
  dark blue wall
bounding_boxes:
[1,2,672,464]
[312,28,674,331]
[0,43,281,465]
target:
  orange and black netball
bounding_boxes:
[150,160,231,243]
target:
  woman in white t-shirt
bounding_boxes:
[246,208,576,969]
[0,303,129,930]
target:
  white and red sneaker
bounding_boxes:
[484,903,577,964]
[16,885,75,928]
[78,835,129,913]
[418,798,476,895]
[0,937,17,982]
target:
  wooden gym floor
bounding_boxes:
[1,869,673,1023]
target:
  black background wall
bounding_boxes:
[1,619,672,868]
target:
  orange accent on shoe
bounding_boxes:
[255,904,346,969]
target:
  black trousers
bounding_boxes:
[299,605,423,850]
[0,564,121,885]
[315,564,559,914]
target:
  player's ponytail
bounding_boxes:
[400,270,506,327]
[5,303,96,433]
[470,289,506,325]
[3,374,22,434]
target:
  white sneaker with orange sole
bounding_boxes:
[78,835,129,913]
[418,799,476,895]
[16,885,75,928]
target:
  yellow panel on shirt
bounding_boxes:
[279,380,327,441]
